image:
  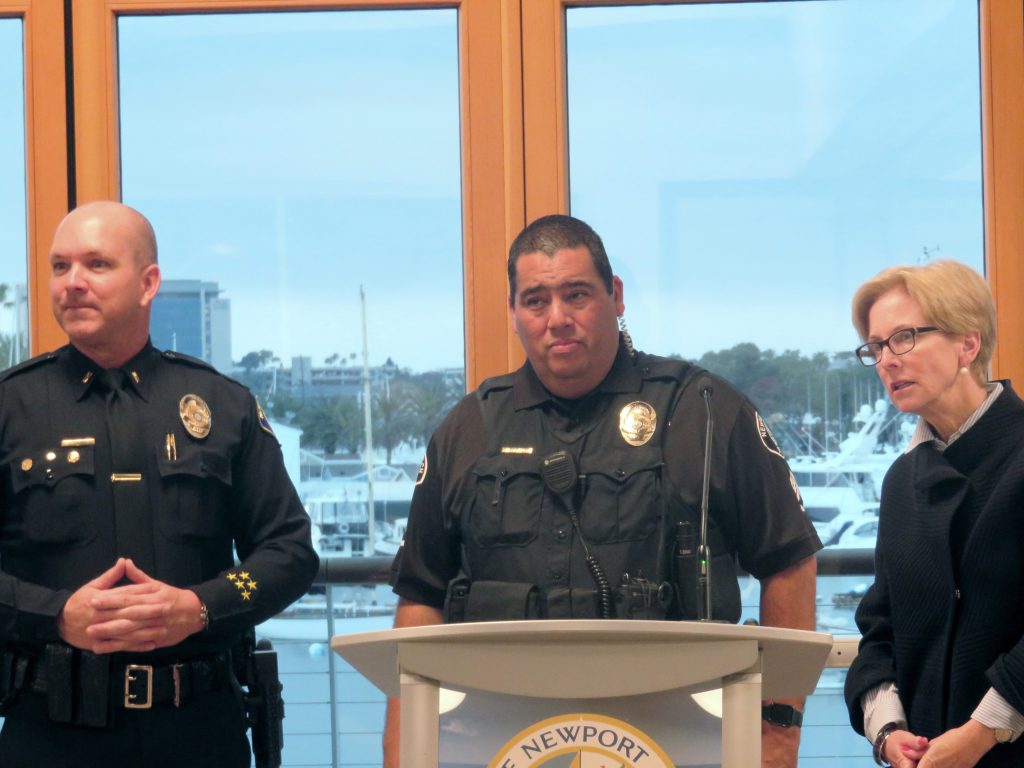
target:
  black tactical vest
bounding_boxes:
[444,355,741,622]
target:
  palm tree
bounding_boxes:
[405,373,459,448]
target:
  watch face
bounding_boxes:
[993,728,1014,744]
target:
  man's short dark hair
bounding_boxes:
[507,214,613,302]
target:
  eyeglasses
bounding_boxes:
[855,326,940,366]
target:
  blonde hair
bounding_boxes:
[851,259,996,383]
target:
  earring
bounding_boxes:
[618,315,636,358]
[959,366,970,376]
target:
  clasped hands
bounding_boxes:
[882,720,997,768]
[58,558,204,654]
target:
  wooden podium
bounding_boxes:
[331,620,832,767]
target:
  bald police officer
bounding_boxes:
[0,202,318,767]
[385,214,821,768]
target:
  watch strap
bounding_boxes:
[761,702,803,728]
[872,722,900,766]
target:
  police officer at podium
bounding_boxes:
[0,201,319,767]
[385,214,821,768]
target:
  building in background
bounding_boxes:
[0,282,28,369]
[151,279,232,372]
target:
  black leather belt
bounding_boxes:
[26,654,229,709]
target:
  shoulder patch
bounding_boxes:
[255,396,276,437]
[755,411,785,459]
[0,351,58,383]
[415,453,428,485]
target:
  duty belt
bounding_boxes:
[21,650,229,710]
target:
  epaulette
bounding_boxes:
[0,351,59,383]
[161,349,251,396]
[477,372,516,399]
[635,353,697,384]
[161,349,218,372]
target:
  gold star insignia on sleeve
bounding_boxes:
[226,570,259,601]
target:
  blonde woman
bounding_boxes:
[844,260,1023,768]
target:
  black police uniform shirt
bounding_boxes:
[0,342,319,657]
[390,342,821,615]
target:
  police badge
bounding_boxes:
[179,394,212,439]
[619,401,657,446]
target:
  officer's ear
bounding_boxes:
[509,298,521,335]
[612,275,624,316]
[139,263,162,308]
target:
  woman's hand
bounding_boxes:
[882,729,929,768]
[917,720,996,768]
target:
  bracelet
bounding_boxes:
[872,722,900,767]
[198,601,210,631]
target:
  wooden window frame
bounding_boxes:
[2,0,68,358]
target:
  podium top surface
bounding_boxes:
[331,620,833,699]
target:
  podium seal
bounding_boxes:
[488,713,673,768]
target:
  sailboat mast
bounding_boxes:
[361,285,376,555]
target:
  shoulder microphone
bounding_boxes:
[541,450,613,619]
[696,377,715,622]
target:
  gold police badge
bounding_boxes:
[179,394,212,439]
[619,401,657,446]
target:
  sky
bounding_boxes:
[3,0,984,373]
[566,0,983,359]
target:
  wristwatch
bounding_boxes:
[872,722,900,766]
[761,702,803,728]
[992,727,1014,744]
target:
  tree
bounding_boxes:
[372,381,414,465]
[405,372,460,448]
[237,349,276,371]
[295,396,362,455]
[692,342,891,458]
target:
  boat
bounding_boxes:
[302,465,415,557]
[790,399,907,549]
[374,517,407,557]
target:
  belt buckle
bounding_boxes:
[172,663,183,707]
[124,664,154,709]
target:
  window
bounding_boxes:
[118,6,462,546]
[0,17,28,369]
[566,0,982,549]
[565,3,983,762]
[116,11,461,762]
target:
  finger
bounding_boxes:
[123,558,155,585]
[85,558,127,590]
[107,602,172,623]
[91,637,157,654]
[86,617,168,640]
[89,582,162,608]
